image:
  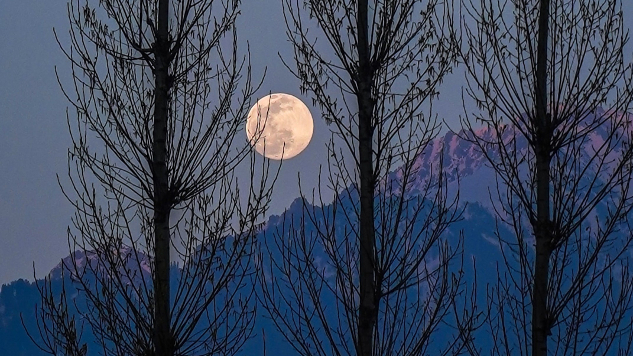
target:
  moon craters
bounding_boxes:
[246,93,313,160]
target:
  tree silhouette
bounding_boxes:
[461,0,633,354]
[259,1,481,355]
[28,0,277,355]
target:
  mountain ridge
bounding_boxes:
[2,112,633,355]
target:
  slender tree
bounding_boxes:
[259,1,480,355]
[461,0,633,354]
[28,0,276,355]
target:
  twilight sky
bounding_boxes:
[0,1,630,286]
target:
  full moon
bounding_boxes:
[246,93,314,160]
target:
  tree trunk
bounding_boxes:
[153,0,172,354]
[532,0,551,355]
[356,1,377,356]
[532,154,551,356]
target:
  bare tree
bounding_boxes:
[258,1,480,356]
[27,0,276,355]
[461,0,633,354]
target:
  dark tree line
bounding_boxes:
[24,0,633,355]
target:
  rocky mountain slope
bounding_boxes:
[2,112,632,355]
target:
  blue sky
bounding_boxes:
[0,0,466,285]
[0,0,631,287]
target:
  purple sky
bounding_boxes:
[0,0,630,286]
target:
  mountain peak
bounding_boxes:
[49,245,151,283]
